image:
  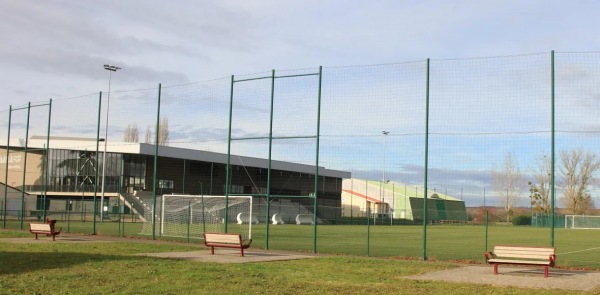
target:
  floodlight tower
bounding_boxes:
[382,130,390,216]
[382,130,390,184]
[100,64,121,222]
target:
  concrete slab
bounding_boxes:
[3,233,319,263]
[409,265,600,291]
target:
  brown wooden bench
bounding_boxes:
[29,223,62,241]
[485,245,556,277]
[203,233,252,257]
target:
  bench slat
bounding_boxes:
[29,223,51,232]
[493,248,554,260]
[488,259,552,265]
[204,233,241,244]
[493,252,553,260]
[494,246,554,253]
[495,249,555,255]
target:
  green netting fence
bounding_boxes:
[3,51,600,268]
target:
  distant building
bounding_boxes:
[342,179,468,222]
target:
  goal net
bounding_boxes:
[565,215,600,229]
[140,195,253,240]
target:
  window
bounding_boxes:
[158,179,174,189]
[227,184,244,194]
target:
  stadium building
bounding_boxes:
[1,136,350,223]
[342,179,468,222]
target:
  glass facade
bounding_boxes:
[42,149,340,207]
[122,154,146,194]
[47,149,125,193]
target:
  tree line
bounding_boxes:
[492,149,600,222]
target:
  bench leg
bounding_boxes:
[34,233,38,240]
[52,234,56,241]
[544,266,548,278]
[210,246,214,255]
[493,264,498,275]
[240,247,244,257]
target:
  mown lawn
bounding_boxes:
[0,230,593,294]
[5,220,600,268]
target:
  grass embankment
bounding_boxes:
[0,230,589,294]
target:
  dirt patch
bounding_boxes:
[409,265,600,291]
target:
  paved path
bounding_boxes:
[409,265,600,291]
[141,249,318,264]
[3,233,320,264]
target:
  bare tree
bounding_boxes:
[144,126,152,144]
[559,149,600,214]
[158,117,169,146]
[529,155,551,215]
[123,124,139,142]
[492,153,522,222]
[144,117,169,146]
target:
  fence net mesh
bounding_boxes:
[4,52,600,268]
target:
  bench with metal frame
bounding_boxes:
[203,233,252,257]
[485,245,556,278]
[29,223,62,241]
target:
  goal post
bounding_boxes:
[565,214,600,229]
[140,195,253,240]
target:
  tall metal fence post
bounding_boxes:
[225,76,234,234]
[266,70,275,250]
[19,102,31,230]
[422,58,430,261]
[2,105,11,229]
[313,66,323,253]
[42,99,52,221]
[187,200,191,243]
[485,210,489,261]
[367,205,371,256]
[151,83,162,240]
[550,50,556,247]
[67,198,71,233]
[93,92,102,235]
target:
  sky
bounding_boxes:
[1,0,599,108]
[2,0,600,207]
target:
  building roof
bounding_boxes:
[22,136,350,178]
[0,183,29,196]
[342,189,384,204]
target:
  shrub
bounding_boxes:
[512,215,532,226]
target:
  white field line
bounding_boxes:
[560,246,600,255]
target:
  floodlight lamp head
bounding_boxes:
[104,64,121,71]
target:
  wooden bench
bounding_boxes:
[485,245,556,278]
[203,233,252,257]
[29,223,62,241]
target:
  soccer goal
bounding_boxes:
[565,215,600,229]
[140,195,253,240]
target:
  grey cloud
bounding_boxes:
[0,46,190,86]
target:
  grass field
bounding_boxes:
[0,229,592,295]
[5,220,600,269]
